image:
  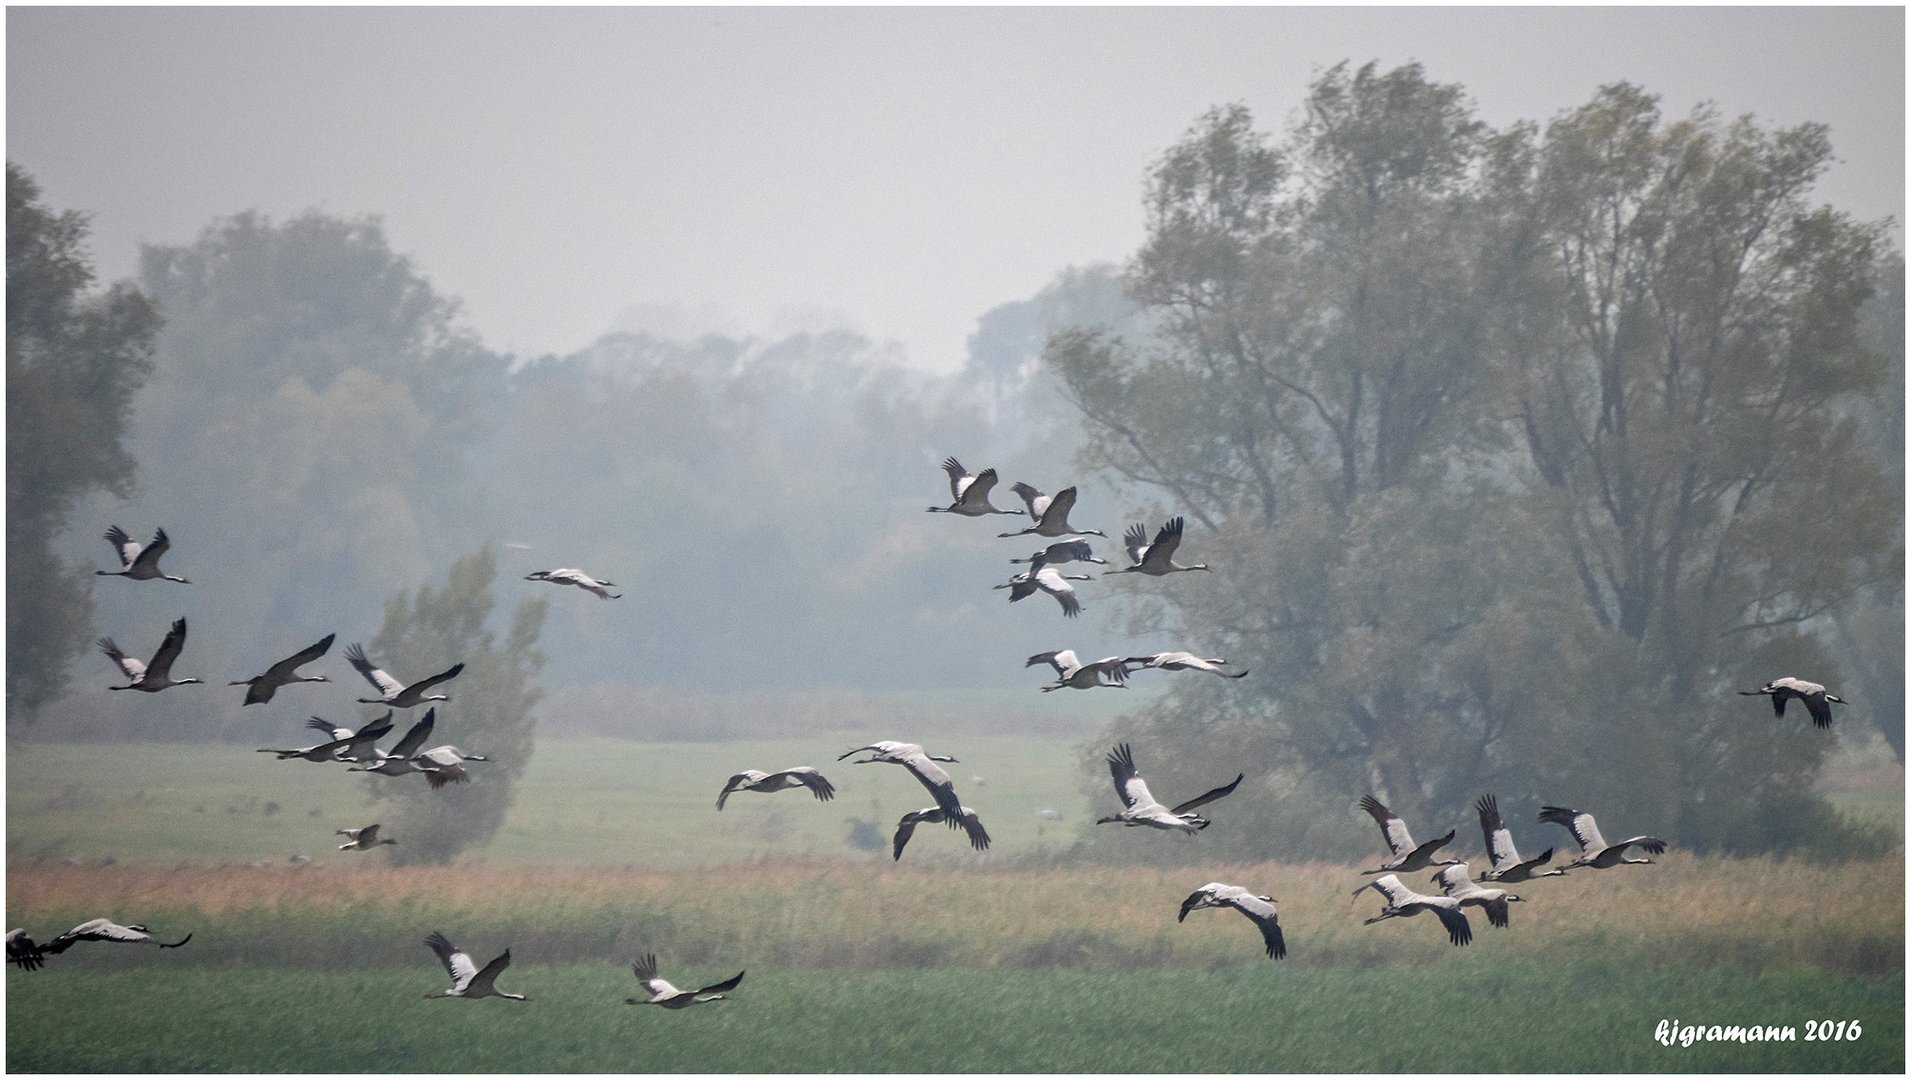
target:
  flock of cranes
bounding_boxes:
[8,469,1853,989]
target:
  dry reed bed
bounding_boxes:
[8,852,1900,975]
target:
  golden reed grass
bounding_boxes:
[8,852,1900,974]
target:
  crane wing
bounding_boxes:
[631,953,680,998]
[1122,522,1150,564]
[426,932,478,990]
[264,633,335,680]
[1360,796,1416,856]
[1170,772,1243,815]
[466,950,512,996]
[1476,795,1522,871]
[1224,894,1285,960]
[99,638,144,681]
[1043,486,1079,525]
[1804,692,1834,729]
[940,457,967,500]
[104,525,139,568]
[780,767,835,801]
[1430,900,1474,946]
[389,709,438,760]
[957,807,991,851]
[695,970,745,996]
[965,468,1001,503]
[1614,836,1668,857]
[130,527,172,573]
[7,929,45,971]
[1145,517,1184,566]
[1106,743,1156,809]
[144,618,189,681]
[901,752,964,822]
[346,643,404,697]
[1539,806,1604,853]
[338,714,395,755]
[1364,874,1415,907]
[405,663,465,699]
[891,811,924,860]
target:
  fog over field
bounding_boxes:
[6,6,1903,1075]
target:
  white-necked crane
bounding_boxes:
[1121,652,1248,679]
[995,556,1088,618]
[1739,677,1845,729]
[1178,883,1286,960]
[997,484,1107,539]
[258,714,394,763]
[424,932,524,1000]
[525,568,622,600]
[892,806,991,860]
[99,618,200,692]
[1097,742,1243,833]
[96,526,190,583]
[838,741,967,825]
[1104,517,1210,577]
[1026,649,1128,692]
[1537,805,1667,869]
[345,643,463,708]
[1430,863,1522,928]
[1354,874,1472,946]
[625,953,744,1008]
[336,823,397,851]
[347,709,439,777]
[716,767,836,810]
[7,929,45,971]
[42,918,193,955]
[412,745,492,789]
[1475,794,1564,882]
[926,457,1023,517]
[1359,795,1460,874]
[1009,539,1107,567]
[230,633,335,705]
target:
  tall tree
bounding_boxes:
[1498,85,1899,847]
[1050,70,1898,858]
[363,547,546,864]
[6,162,159,726]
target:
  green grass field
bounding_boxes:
[7,735,1903,1072]
[6,733,1106,868]
[8,964,1899,1072]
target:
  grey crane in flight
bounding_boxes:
[716,767,836,810]
[1097,742,1243,833]
[1178,883,1286,960]
[230,633,334,705]
[424,932,524,1000]
[1474,794,1563,883]
[926,457,1022,517]
[1359,795,1461,875]
[625,953,744,1008]
[96,525,191,583]
[99,618,201,692]
[1739,677,1845,729]
[1537,805,1667,870]
[345,643,463,707]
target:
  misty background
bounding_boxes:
[7,7,1903,864]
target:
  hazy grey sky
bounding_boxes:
[8,6,1903,372]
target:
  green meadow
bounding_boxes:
[6,734,1903,1072]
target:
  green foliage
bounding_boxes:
[5,163,159,726]
[1050,70,1902,857]
[364,548,545,865]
